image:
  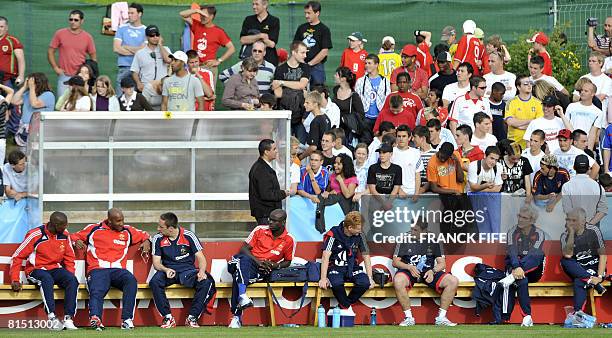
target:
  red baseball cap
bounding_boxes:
[557,129,571,139]
[526,32,549,46]
[401,44,418,56]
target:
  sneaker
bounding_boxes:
[89,316,104,331]
[63,316,77,330]
[399,316,416,326]
[160,316,176,329]
[499,274,516,288]
[521,315,533,327]
[228,316,241,329]
[121,318,135,330]
[435,316,457,326]
[238,295,253,310]
[49,316,63,331]
[185,315,200,328]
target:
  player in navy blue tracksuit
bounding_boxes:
[319,211,373,309]
[150,213,216,328]
[560,208,607,311]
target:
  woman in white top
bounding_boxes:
[60,76,91,112]
[91,75,120,111]
[353,143,370,203]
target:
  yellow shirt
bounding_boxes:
[378,52,402,79]
[505,95,544,148]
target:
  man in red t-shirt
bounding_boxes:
[377,72,423,130]
[414,30,434,78]
[527,32,552,76]
[186,49,215,110]
[0,17,25,88]
[452,20,485,77]
[48,10,97,97]
[340,32,368,78]
[390,44,428,99]
[180,5,235,82]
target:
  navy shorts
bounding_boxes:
[396,269,450,293]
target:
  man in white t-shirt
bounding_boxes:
[572,52,612,121]
[391,125,423,198]
[448,76,491,135]
[483,51,516,101]
[528,55,569,96]
[467,146,503,234]
[442,62,473,107]
[552,129,599,178]
[471,112,497,150]
[523,95,573,153]
[565,81,605,150]
[521,129,546,182]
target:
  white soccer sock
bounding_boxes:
[438,308,447,318]
[404,309,413,318]
[48,312,56,319]
[165,314,173,319]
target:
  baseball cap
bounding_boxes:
[376,143,394,153]
[441,26,456,41]
[348,32,367,43]
[542,95,559,106]
[574,154,589,171]
[401,44,418,56]
[463,20,476,34]
[437,51,452,62]
[382,36,396,45]
[145,25,160,36]
[557,129,571,139]
[277,48,288,63]
[526,32,549,45]
[169,50,188,63]
[474,27,484,39]
[63,76,85,86]
[120,76,136,88]
[540,154,558,167]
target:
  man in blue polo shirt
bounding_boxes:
[150,212,216,328]
[227,209,295,329]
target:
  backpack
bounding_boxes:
[266,262,321,318]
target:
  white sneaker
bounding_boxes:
[121,318,135,330]
[435,316,457,326]
[49,316,64,331]
[399,316,416,326]
[63,316,77,330]
[228,316,241,329]
[521,315,533,327]
[238,295,253,310]
[499,274,516,288]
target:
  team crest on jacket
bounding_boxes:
[180,246,188,255]
[119,233,125,240]
[59,243,65,252]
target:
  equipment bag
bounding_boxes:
[266,261,321,318]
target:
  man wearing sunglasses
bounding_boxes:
[48,10,96,97]
[505,75,544,148]
[448,76,491,135]
[219,40,275,94]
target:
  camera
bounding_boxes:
[587,17,598,27]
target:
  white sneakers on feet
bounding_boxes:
[228,316,241,329]
[63,315,77,330]
[238,295,253,310]
[399,316,416,326]
[499,274,516,288]
[49,316,63,331]
[435,316,457,326]
[521,315,533,327]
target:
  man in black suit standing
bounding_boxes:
[249,139,289,224]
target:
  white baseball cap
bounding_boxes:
[382,36,395,45]
[463,20,476,34]
[169,50,188,63]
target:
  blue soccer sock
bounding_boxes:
[238,283,247,296]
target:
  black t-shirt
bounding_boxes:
[367,163,403,194]
[240,14,280,66]
[501,156,533,193]
[429,72,458,93]
[322,154,335,173]
[293,22,333,64]
[561,226,605,271]
[308,114,331,149]
[274,61,310,82]
[394,239,443,270]
[332,87,365,116]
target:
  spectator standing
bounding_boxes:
[300,91,331,159]
[180,5,235,83]
[324,153,358,214]
[448,76,490,134]
[414,30,434,77]
[427,118,457,150]
[440,26,457,56]
[505,75,544,148]
[390,44,428,99]
[565,81,605,150]
[452,20,484,76]
[483,51,516,101]
[248,140,288,224]
[532,154,569,211]
[488,82,507,140]
[374,95,416,133]
[297,151,330,204]
[353,143,369,202]
[222,57,260,110]
[0,16,25,88]
[130,25,171,109]
[186,50,215,110]
[572,52,612,114]
[523,95,572,152]
[456,124,484,166]
[340,32,368,78]
[2,150,27,201]
[161,51,205,112]
[48,10,96,97]
[499,141,533,202]
[471,112,498,150]
[413,126,437,193]
[561,155,608,225]
[391,125,423,198]
[239,0,279,66]
[529,56,569,96]
[588,16,612,56]
[293,1,332,86]
[118,77,153,111]
[602,123,612,172]
[367,143,402,196]
[60,76,91,112]
[113,3,146,94]
[526,32,552,76]
[429,52,457,94]
[10,74,55,144]
[356,54,391,132]
[220,40,275,95]
[521,129,546,182]
[378,36,401,80]
[553,129,599,178]
[466,146,503,234]
[91,76,120,112]
[332,67,366,146]
[0,83,13,163]
[378,72,423,130]
[442,62,473,108]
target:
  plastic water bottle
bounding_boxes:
[332,307,341,328]
[370,307,377,326]
[416,255,427,272]
[318,305,326,328]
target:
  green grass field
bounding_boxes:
[1,325,611,337]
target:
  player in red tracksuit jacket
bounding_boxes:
[70,208,151,331]
[9,211,79,330]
